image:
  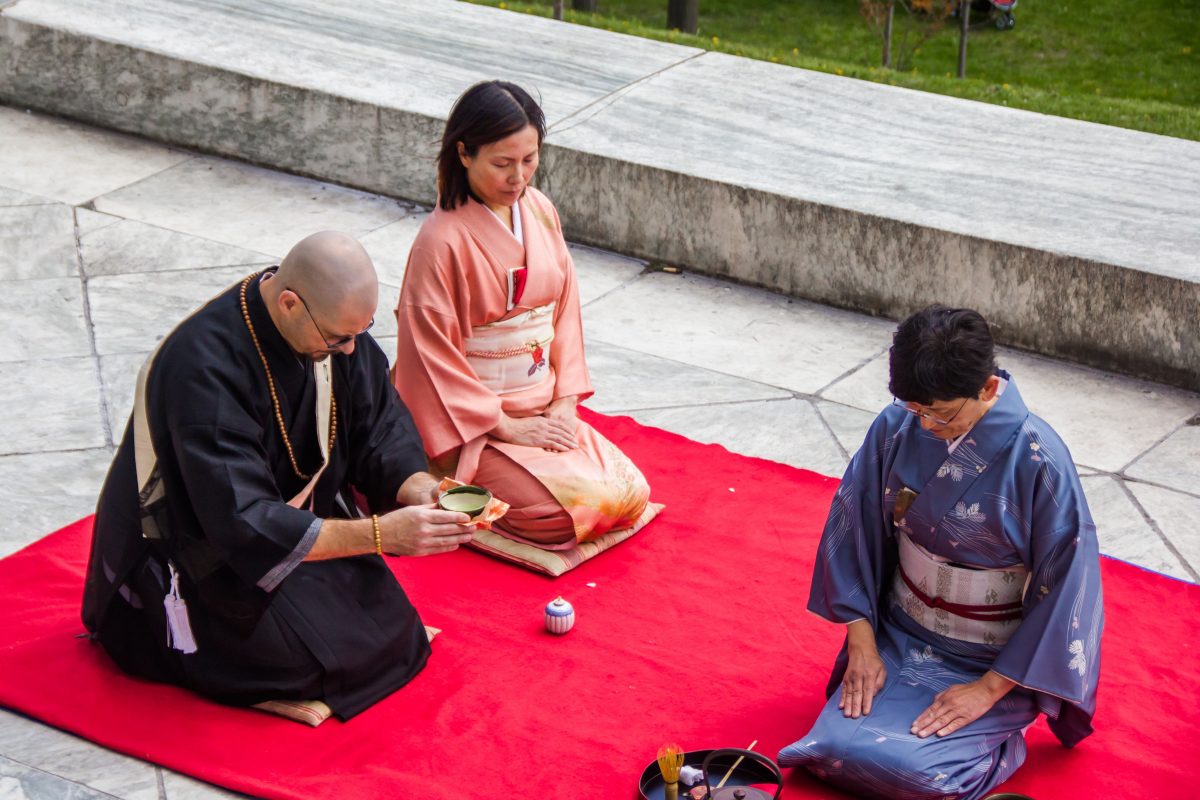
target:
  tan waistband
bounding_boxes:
[893,530,1027,645]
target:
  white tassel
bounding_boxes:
[163,562,198,654]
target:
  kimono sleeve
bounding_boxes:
[991,453,1104,747]
[808,411,897,628]
[393,245,504,458]
[344,335,430,512]
[544,204,593,403]
[161,375,319,593]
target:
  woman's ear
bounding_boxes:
[979,374,1001,401]
[457,141,470,169]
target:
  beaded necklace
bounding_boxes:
[239,272,337,481]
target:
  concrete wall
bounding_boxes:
[541,145,1200,390]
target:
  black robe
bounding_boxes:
[82,272,431,720]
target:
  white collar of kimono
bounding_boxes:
[946,375,1009,454]
[485,199,524,247]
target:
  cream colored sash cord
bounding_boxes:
[287,357,333,510]
[135,353,333,509]
[132,349,160,501]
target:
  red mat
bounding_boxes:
[1,410,1197,799]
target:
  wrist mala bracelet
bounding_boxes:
[372,514,383,556]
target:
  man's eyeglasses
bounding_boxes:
[291,288,374,350]
[892,396,970,427]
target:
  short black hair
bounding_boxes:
[888,305,997,404]
[437,81,546,211]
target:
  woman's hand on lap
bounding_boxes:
[493,413,578,451]
[841,619,887,718]
[544,396,579,427]
[911,670,1015,738]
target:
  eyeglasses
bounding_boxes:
[892,396,970,427]
[290,288,373,350]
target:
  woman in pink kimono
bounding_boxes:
[394,81,650,549]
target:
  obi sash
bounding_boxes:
[464,302,555,395]
[892,530,1028,645]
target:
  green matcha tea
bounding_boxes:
[438,487,490,516]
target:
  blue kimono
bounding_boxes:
[779,372,1103,800]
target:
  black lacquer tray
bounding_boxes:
[637,748,783,800]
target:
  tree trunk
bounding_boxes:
[553,1,564,20]
[572,0,597,11]
[957,0,970,77]
[667,0,699,34]
[882,0,895,68]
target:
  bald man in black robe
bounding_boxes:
[82,231,476,720]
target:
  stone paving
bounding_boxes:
[1,104,1198,798]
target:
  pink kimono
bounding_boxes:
[394,188,650,548]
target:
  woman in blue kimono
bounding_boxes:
[779,306,1103,800]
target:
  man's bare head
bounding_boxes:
[277,231,378,317]
[266,231,379,359]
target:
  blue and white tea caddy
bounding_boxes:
[544,596,575,635]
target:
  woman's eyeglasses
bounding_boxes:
[891,396,970,427]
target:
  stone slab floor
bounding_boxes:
[1,105,1197,798]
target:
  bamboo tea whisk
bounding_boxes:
[657,743,685,800]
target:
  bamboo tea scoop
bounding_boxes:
[714,739,758,790]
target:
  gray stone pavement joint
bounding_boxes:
[1115,479,1199,582]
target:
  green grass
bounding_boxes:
[464,0,1200,140]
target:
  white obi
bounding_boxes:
[892,530,1028,645]
[464,302,555,395]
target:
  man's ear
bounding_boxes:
[980,375,1001,401]
[278,287,300,314]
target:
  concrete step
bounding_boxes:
[2,0,1196,389]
